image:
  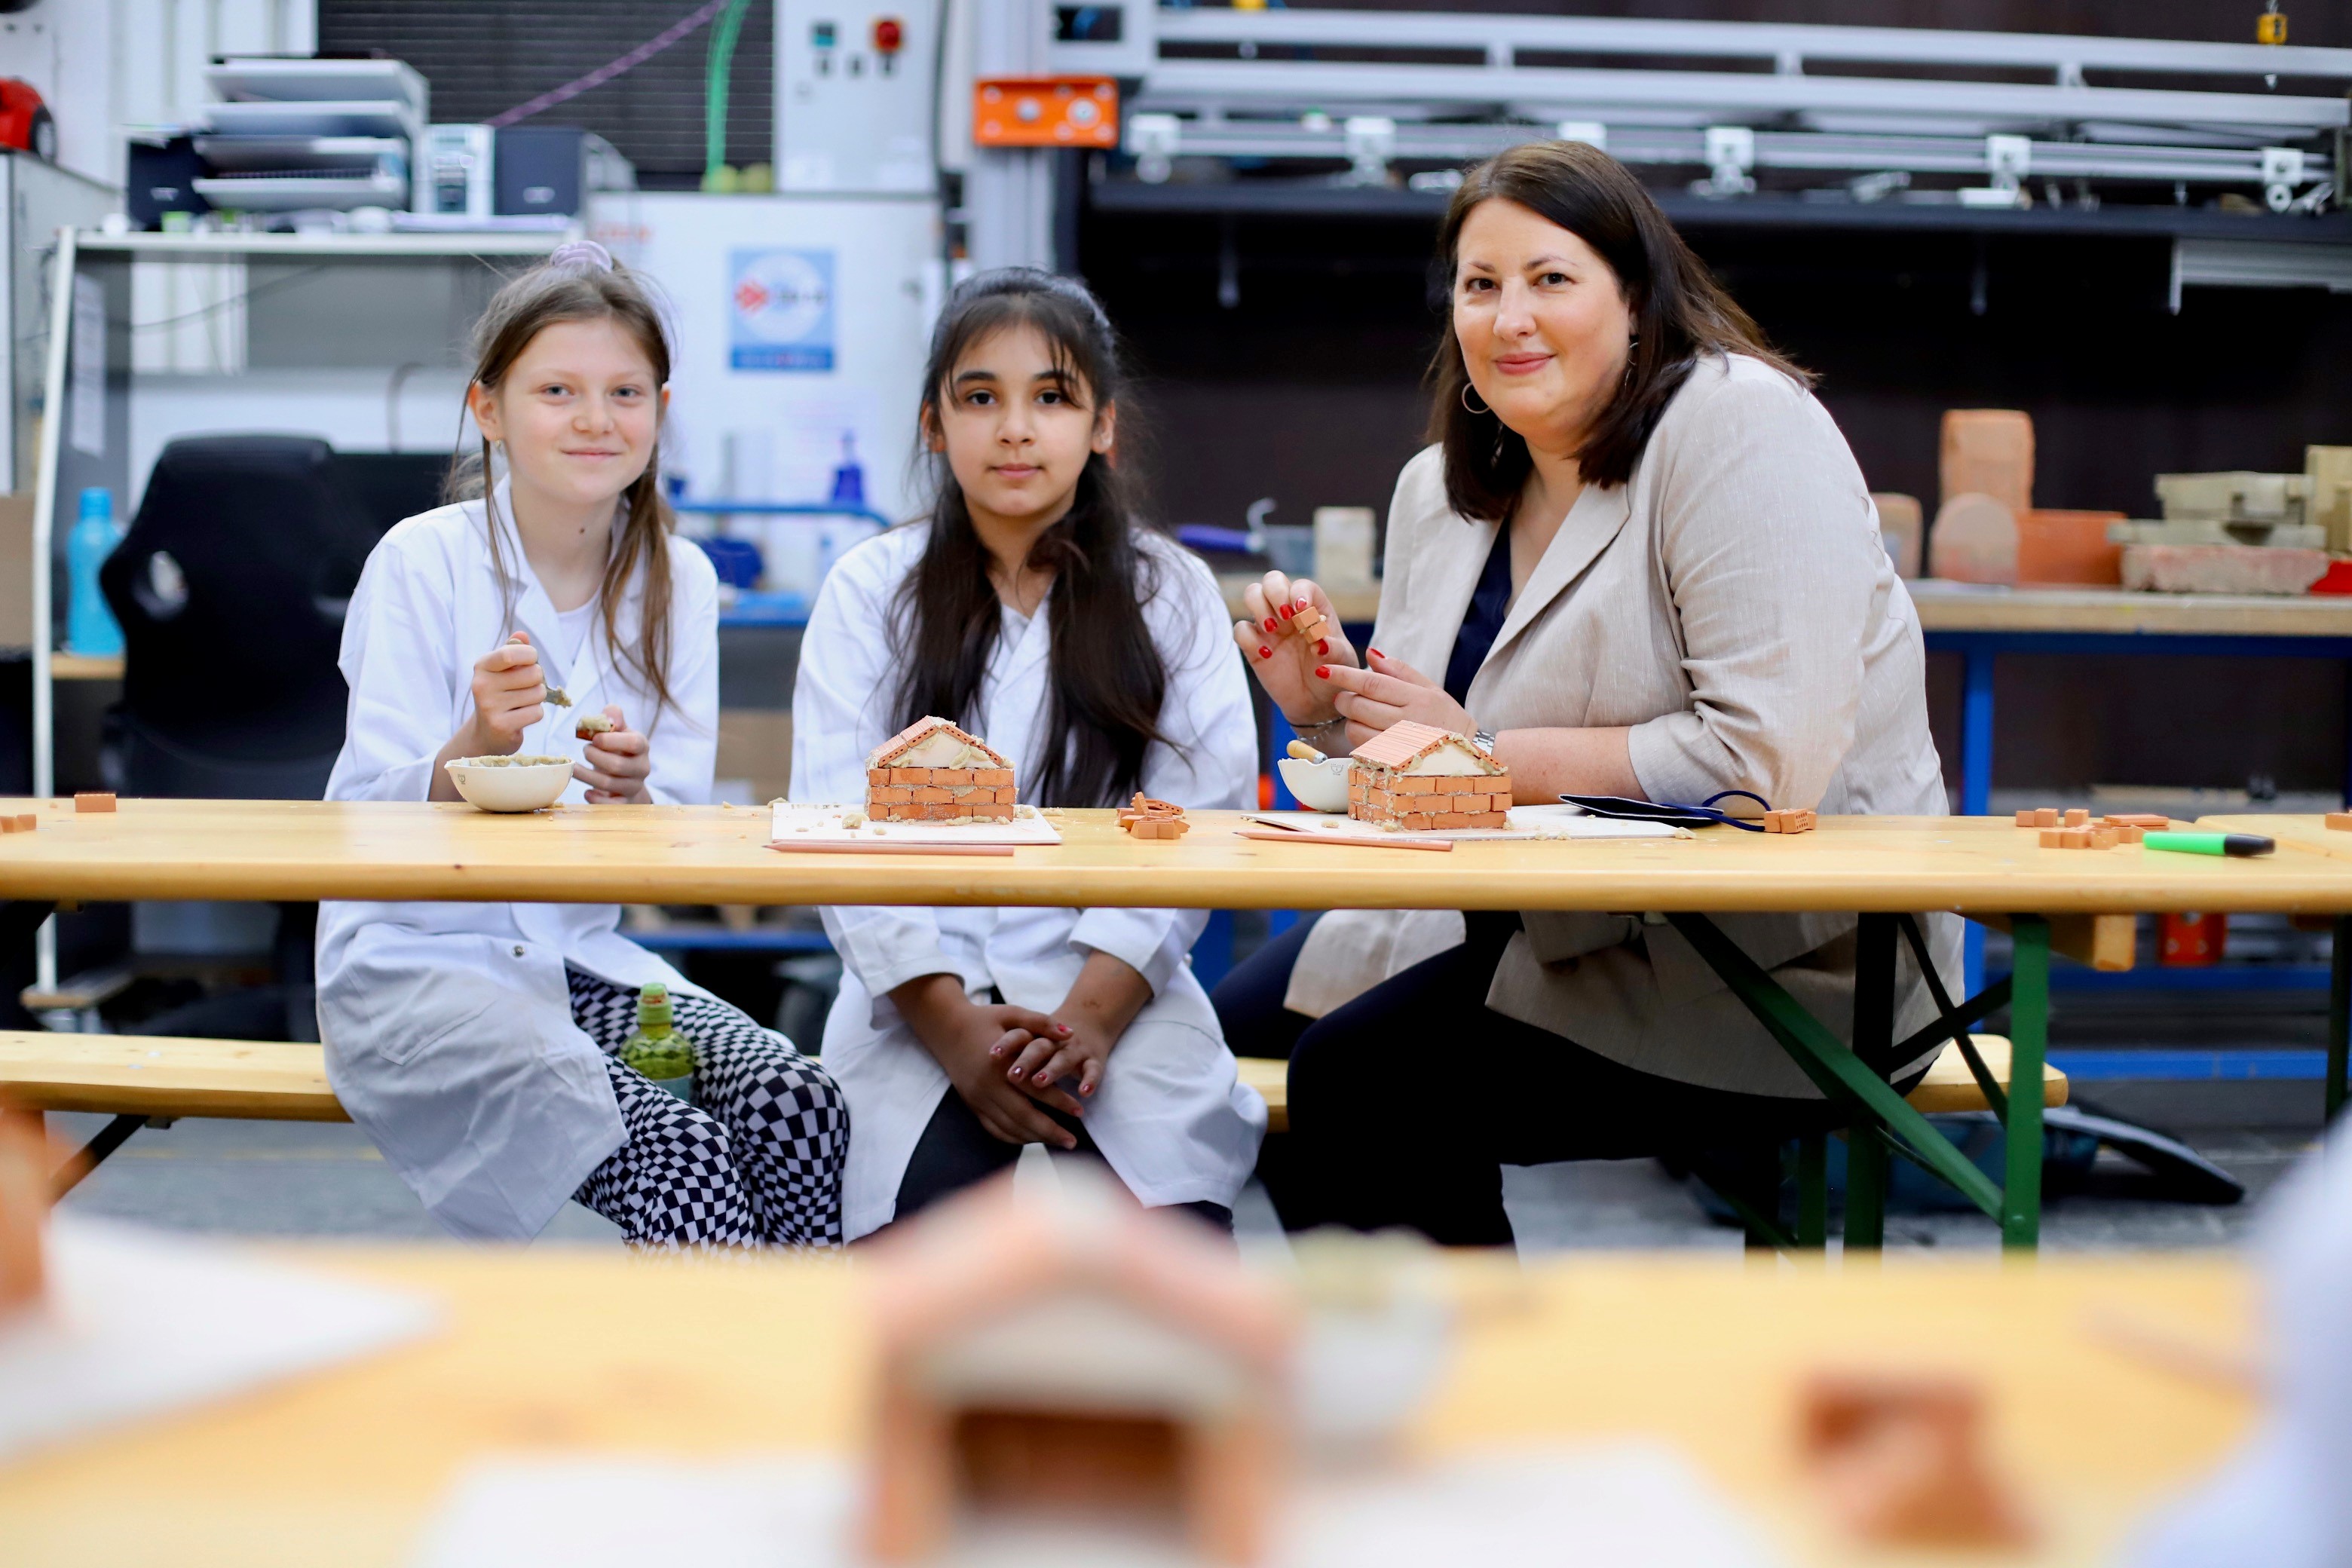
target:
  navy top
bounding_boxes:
[1441,525,1512,707]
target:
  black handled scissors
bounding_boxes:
[1559,789,1772,831]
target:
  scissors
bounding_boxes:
[1560,789,1773,831]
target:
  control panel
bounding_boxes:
[776,0,939,194]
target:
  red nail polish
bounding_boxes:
[1315,666,1331,679]
[1058,1023,1072,1034]
[1263,617,1276,632]
[1369,647,1385,659]
[1258,645,1272,659]
[1280,605,1294,620]
[1316,639,1329,655]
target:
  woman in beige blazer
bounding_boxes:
[1215,139,1959,1246]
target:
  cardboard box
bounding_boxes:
[716,709,792,805]
[2307,446,2352,553]
[0,495,31,651]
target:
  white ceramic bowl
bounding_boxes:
[443,755,574,813]
[1277,756,1354,813]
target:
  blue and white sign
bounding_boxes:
[730,248,835,371]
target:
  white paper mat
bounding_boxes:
[770,802,1063,846]
[413,1443,1778,1568]
[1248,805,1683,842]
[0,1216,441,1464]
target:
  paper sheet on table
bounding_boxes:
[1248,804,1685,842]
[0,1216,440,1464]
[770,801,1062,846]
[412,1442,1780,1568]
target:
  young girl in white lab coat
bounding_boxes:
[316,243,847,1247]
[792,268,1263,1240]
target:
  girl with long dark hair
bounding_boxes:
[792,268,1263,1238]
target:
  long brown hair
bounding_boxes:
[447,249,684,717]
[1427,140,1811,522]
[893,268,1170,808]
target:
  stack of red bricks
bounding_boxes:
[1346,720,1512,831]
[2014,805,2161,848]
[1761,808,1816,834]
[1118,794,1189,840]
[864,718,1018,825]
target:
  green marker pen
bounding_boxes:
[2142,831,2275,858]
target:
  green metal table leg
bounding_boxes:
[1795,1133,1828,1248]
[1843,1127,1888,1251]
[2329,915,2350,1124]
[2003,914,2050,1249]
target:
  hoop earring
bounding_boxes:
[1461,383,1491,417]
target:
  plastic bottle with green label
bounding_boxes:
[620,983,696,1103]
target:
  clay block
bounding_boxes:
[911,786,952,804]
[975,768,1013,787]
[2019,509,2126,586]
[1434,812,1470,828]
[891,767,930,785]
[994,786,1018,804]
[2065,827,2093,848]
[866,767,890,786]
[0,819,20,835]
[1940,409,2034,515]
[2329,813,2352,831]
[1472,811,1508,828]
[1874,492,1923,579]
[1432,776,1469,794]
[2121,543,2329,596]
[72,792,116,813]
[2014,809,2036,826]
[2039,829,2065,848]
[2091,828,2118,849]
[2034,809,2059,827]
[1401,813,1433,831]
[2103,813,2169,828]
[871,787,913,805]
[933,769,973,786]
[1392,776,1440,796]
[1928,494,2019,586]
[2064,808,2089,826]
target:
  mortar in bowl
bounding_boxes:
[1277,756,1354,813]
[444,755,574,813]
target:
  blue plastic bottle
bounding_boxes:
[828,432,865,508]
[66,487,123,658]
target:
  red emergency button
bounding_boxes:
[872,17,904,53]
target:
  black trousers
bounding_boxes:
[1213,913,1911,1247]
[890,1087,1235,1236]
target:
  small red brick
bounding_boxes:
[890,767,929,786]
[975,768,1013,787]
[2034,808,2059,828]
[73,792,116,813]
[2064,807,2090,827]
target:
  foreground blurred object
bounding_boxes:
[2130,1140,2352,1568]
[1800,1372,2032,1549]
[862,1166,1298,1563]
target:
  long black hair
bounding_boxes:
[891,268,1169,808]
[1427,140,1811,522]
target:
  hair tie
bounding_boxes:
[547,240,615,274]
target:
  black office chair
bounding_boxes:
[100,434,378,801]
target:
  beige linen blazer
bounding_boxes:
[1288,353,1961,1098]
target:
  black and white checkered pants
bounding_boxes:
[566,970,847,1250]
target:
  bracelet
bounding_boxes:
[1292,715,1349,751]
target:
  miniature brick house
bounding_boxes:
[0,1109,48,1319]
[864,1171,1297,1565]
[865,716,1017,825]
[1347,720,1512,831]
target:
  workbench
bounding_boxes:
[0,1245,2255,1568]
[5,798,2347,1248]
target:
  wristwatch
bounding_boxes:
[1472,726,1499,753]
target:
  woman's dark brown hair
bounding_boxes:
[893,268,1170,808]
[449,252,685,718]
[1427,139,1810,522]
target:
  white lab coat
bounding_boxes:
[314,484,722,1240]
[792,522,1263,1239]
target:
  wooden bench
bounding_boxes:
[1236,1034,2066,1135]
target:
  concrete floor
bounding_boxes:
[49,1108,2317,1254]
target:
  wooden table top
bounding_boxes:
[0,1247,2253,1568]
[2,801,2348,915]
[2198,813,2352,865]
[1220,575,2352,639]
